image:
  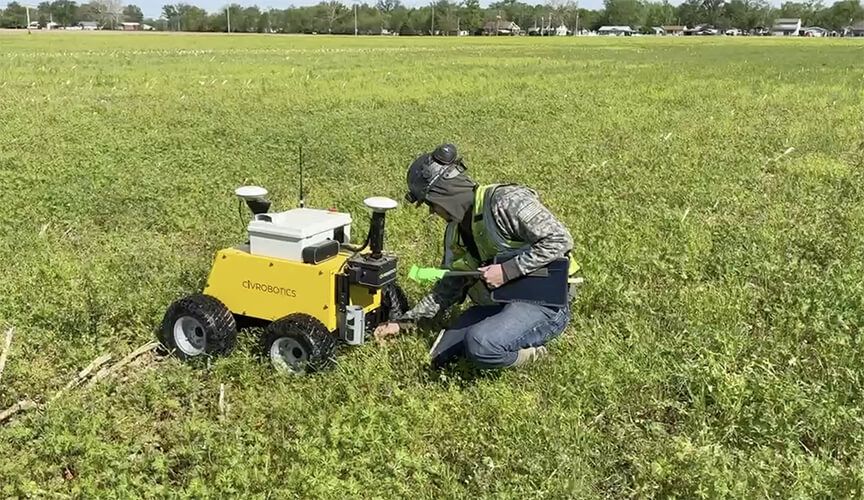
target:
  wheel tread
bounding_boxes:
[262,313,336,373]
[159,294,237,359]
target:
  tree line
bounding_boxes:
[1,0,142,28]
[2,0,862,33]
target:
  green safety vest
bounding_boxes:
[442,184,581,305]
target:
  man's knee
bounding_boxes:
[463,328,511,367]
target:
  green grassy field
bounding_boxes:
[1,32,864,497]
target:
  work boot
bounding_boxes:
[511,346,549,368]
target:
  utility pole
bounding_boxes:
[575,1,579,35]
[354,3,357,35]
[226,5,231,33]
[25,5,31,33]
[431,4,434,35]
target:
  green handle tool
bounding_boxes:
[408,265,481,283]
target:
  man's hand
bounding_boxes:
[373,322,401,343]
[478,264,505,288]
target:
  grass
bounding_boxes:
[1,31,864,497]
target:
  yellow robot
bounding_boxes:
[158,185,409,374]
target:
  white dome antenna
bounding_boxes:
[363,196,398,213]
[235,186,268,200]
[362,196,398,260]
[235,186,271,215]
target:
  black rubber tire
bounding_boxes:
[381,282,411,320]
[261,313,337,375]
[159,294,237,360]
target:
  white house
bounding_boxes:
[801,26,827,36]
[771,18,801,36]
[483,20,521,35]
[555,23,568,36]
[662,25,687,35]
[598,26,634,36]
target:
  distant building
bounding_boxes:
[684,24,718,35]
[120,22,141,31]
[662,25,687,35]
[79,21,99,30]
[849,21,864,36]
[801,26,827,36]
[483,20,521,35]
[597,26,634,36]
[771,18,801,36]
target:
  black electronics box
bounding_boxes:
[346,254,398,288]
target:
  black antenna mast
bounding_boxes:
[299,144,304,208]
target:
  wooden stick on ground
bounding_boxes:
[0,400,39,423]
[0,327,14,386]
[219,383,226,416]
[86,341,159,388]
[50,353,112,402]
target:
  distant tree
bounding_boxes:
[0,2,28,27]
[401,5,429,33]
[375,0,400,30]
[122,4,143,22]
[88,0,122,28]
[820,0,864,29]
[354,4,383,33]
[388,5,409,32]
[777,0,825,24]
[700,0,725,25]
[230,5,261,32]
[315,1,347,33]
[78,2,101,21]
[162,5,178,29]
[49,0,79,26]
[544,0,576,29]
[724,0,771,28]
[258,8,273,32]
[432,0,459,33]
[177,3,209,30]
[675,0,702,25]
[460,0,482,32]
[603,0,644,25]
[642,0,675,28]
[488,0,535,28]
[573,7,600,29]
[36,2,51,25]
[142,16,160,28]
[273,6,315,33]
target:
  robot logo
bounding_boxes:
[242,280,297,298]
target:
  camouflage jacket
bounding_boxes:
[398,184,574,322]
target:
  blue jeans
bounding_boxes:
[429,302,570,369]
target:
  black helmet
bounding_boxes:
[405,144,468,205]
[432,143,458,165]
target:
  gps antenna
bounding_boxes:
[298,145,305,208]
